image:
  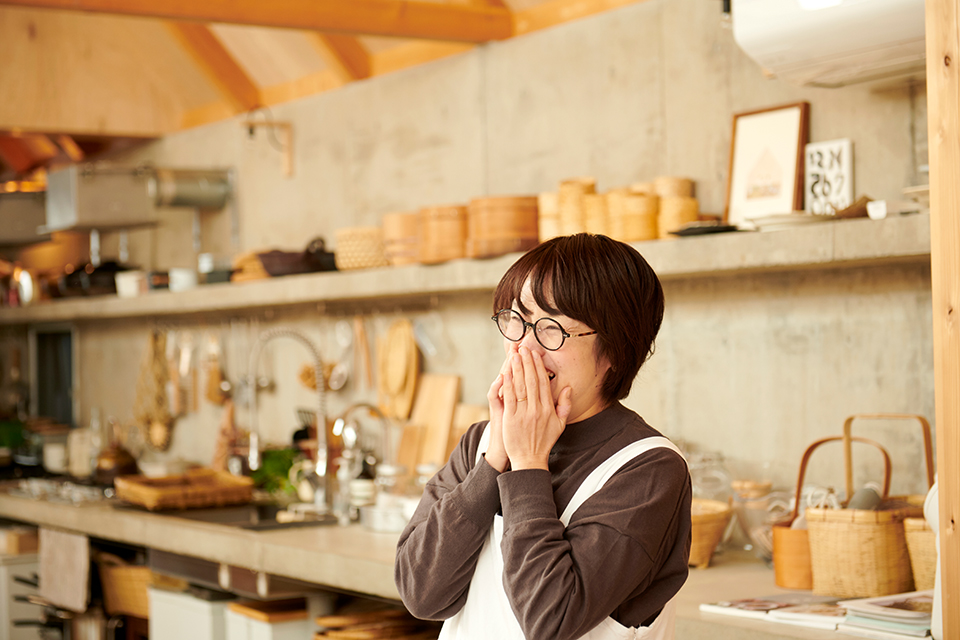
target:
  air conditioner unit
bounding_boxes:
[732,0,926,88]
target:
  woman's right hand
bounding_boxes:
[484,347,515,472]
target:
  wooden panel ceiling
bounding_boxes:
[0,0,645,182]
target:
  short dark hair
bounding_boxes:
[493,233,664,403]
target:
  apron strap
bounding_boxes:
[559,437,685,526]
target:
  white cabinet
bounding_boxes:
[148,587,228,640]
[0,554,41,640]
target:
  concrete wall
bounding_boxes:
[68,0,932,495]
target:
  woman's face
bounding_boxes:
[504,278,611,424]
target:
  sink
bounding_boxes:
[115,502,338,531]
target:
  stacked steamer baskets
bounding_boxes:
[466,196,540,259]
[558,177,596,236]
[334,226,391,271]
[606,186,659,243]
[653,176,699,238]
[418,204,467,264]
[382,211,420,266]
[538,177,597,242]
[537,192,561,242]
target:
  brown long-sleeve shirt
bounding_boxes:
[394,402,692,640]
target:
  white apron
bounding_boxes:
[439,428,686,640]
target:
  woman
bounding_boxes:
[395,234,691,640]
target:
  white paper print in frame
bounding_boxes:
[724,102,810,228]
[805,138,854,215]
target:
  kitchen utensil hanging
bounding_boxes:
[328,319,353,391]
[133,329,175,451]
[377,319,419,420]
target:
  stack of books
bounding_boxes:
[837,590,934,639]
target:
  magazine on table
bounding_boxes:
[698,593,838,620]
[838,590,934,625]
[766,602,847,630]
[840,614,931,637]
[836,622,931,639]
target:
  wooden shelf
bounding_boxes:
[0,213,931,326]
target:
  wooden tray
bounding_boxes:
[114,468,254,511]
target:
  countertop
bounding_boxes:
[0,489,838,639]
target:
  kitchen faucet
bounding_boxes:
[246,327,329,511]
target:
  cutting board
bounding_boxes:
[395,423,424,473]
[409,374,461,468]
[447,404,489,460]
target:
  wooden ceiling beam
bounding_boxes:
[310,34,371,84]
[54,135,85,162]
[0,0,514,43]
[166,22,262,113]
[0,134,59,174]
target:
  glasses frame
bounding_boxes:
[491,308,597,351]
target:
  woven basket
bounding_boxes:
[773,435,891,590]
[335,227,391,271]
[96,552,151,619]
[689,498,732,569]
[114,468,254,511]
[807,507,913,598]
[806,413,935,599]
[903,517,936,590]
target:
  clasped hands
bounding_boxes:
[484,343,572,472]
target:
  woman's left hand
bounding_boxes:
[501,345,572,470]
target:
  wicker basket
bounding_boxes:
[114,468,254,511]
[335,227,391,271]
[806,413,936,599]
[773,435,891,590]
[689,498,732,569]
[95,552,151,619]
[903,517,936,590]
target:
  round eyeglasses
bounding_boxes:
[491,309,597,351]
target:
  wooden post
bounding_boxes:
[925,0,960,637]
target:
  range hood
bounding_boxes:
[42,164,232,234]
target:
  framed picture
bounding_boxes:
[805,138,854,215]
[724,102,810,227]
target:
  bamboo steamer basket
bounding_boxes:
[537,192,561,242]
[903,517,936,590]
[582,193,609,235]
[418,205,467,264]
[658,196,699,239]
[689,498,732,569]
[806,413,936,599]
[629,182,655,195]
[653,176,695,198]
[558,177,595,236]
[382,211,420,266]
[466,196,539,258]
[772,435,891,590]
[335,227,391,271]
[607,191,658,242]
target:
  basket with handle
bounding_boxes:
[772,435,891,589]
[806,413,935,598]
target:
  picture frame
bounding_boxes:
[724,102,810,228]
